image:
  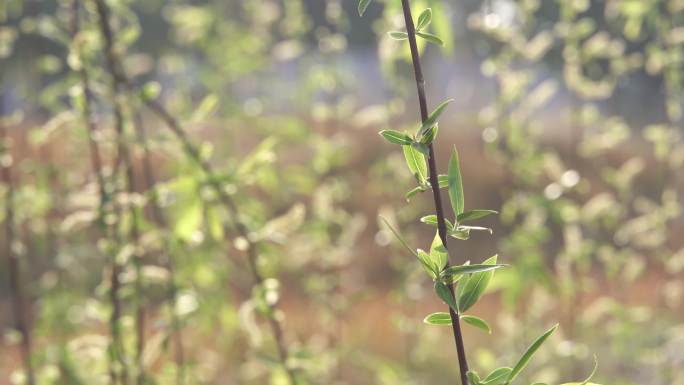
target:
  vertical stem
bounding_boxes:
[92,1,146,383]
[1,113,35,385]
[69,2,127,384]
[132,111,186,385]
[399,1,470,384]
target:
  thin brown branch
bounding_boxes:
[399,1,469,384]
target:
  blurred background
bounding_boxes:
[1,0,683,384]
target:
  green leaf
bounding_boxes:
[449,227,470,240]
[505,324,559,385]
[442,263,504,279]
[438,174,448,188]
[379,216,418,258]
[420,215,438,226]
[423,312,451,325]
[411,142,430,156]
[416,31,443,45]
[388,31,409,40]
[416,8,432,31]
[460,315,491,334]
[358,0,372,16]
[457,255,497,312]
[403,144,428,184]
[434,281,457,311]
[467,371,482,385]
[457,209,498,223]
[429,233,449,271]
[416,249,438,279]
[379,130,412,145]
[420,215,454,230]
[457,225,493,234]
[418,123,439,144]
[420,99,452,138]
[481,367,512,385]
[448,147,464,216]
[405,186,425,202]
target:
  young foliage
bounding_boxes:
[363,1,600,384]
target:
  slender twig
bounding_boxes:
[131,110,186,385]
[1,113,35,385]
[91,2,147,384]
[399,1,469,384]
[69,2,127,384]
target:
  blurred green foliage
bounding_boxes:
[0,1,682,385]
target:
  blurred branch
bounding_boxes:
[132,109,187,385]
[70,1,128,384]
[1,109,35,385]
[92,1,147,384]
[92,0,298,383]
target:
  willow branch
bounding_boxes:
[399,1,469,384]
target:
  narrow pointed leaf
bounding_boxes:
[448,148,464,217]
[442,263,504,277]
[420,215,454,230]
[457,225,493,234]
[449,227,470,240]
[434,281,457,311]
[416,8,432,31]
[379,130,412,145]
[405,186,425,201]
[506,324,559,384]
[403,144,428,183]
[420,99,453,137]
[416,31,443,45]
[411,142,429,156]
[481,367,512,385]
[457,255,497,312]
[423,312,451,325]
[418,123,438,144]
[379,216,418,258]
[457,209,498,223]
[358,0,372,16]
[416,249,438,279]
[429,232,448,271]
[467,371,482,385]
[438,174,448,188]
[460,315,491,334]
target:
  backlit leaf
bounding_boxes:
[423,312,451,325]
[460,315,491,334]
[505,324,559,384]
[448,148,464,217]
[457,255,497,312]
[358,0,372,16]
